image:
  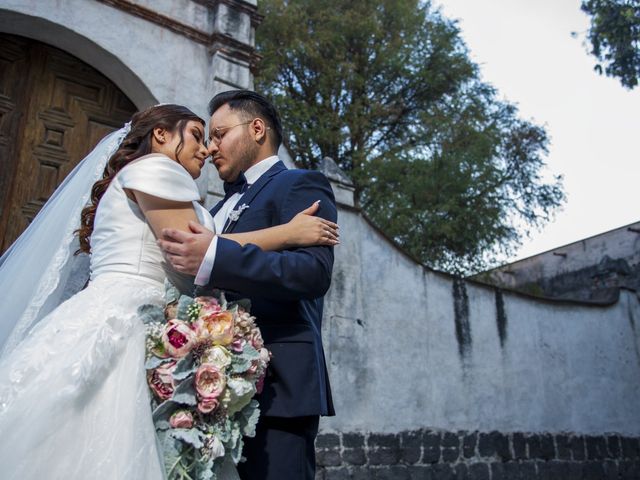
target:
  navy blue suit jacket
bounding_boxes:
[207,160,336,418]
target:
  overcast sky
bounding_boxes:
[435,0,640,262]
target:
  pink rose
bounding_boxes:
[249,328,264,350]
[255,373,266,394]
[169,410,194,429]
[231,338,246,353]
[259,347,271,365]
[195,363,226,414]
[196,296,222,317]
[198,397,219,414]
[247,360,259,376]
[147,361,176,401]
[162,319,196,357]
[195,311,234,346]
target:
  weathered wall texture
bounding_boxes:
[0,0,259,117]
[321,204,640,437]
[476,221,640,302]
[0,0,259,208]
[317,173,640,477]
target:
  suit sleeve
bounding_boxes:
[207,171,337,301]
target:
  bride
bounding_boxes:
[0,104,338,479]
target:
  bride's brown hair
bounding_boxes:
[76,104,204,254]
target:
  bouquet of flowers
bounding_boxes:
[140,283,270,480]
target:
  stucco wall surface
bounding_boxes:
[482,221,640,291]
[321,207,640,436]
[0,0,257,201]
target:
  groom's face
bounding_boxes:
[208,104,258,182]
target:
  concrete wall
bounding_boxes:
[476,221,640,301]
[321,187,640,437]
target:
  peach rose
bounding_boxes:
[195,364,226,414]
[195,311,234,346]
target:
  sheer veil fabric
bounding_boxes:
[0,125,129,358]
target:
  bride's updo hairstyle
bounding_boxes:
[77,104,204,254]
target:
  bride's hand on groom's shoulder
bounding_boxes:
[158,222,214,275]
[286,201,340,248]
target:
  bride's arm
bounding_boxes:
[221,201,338,250]
[131,192,338,251]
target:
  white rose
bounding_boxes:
[202,345,232,369]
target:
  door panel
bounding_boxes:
[0,33,137,252]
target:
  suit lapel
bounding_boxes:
[223,161,287,233]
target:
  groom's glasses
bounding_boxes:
[208,121,253,146]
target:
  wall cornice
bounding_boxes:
[95,0,261,66]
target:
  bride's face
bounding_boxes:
[160,121,209,178]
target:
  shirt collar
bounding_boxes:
[243,155,280,185]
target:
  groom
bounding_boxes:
[159,90,336,479]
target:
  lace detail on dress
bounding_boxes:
[0,275,167,480]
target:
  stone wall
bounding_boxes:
[315,430,640,479]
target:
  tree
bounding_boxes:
[255,0,565,274]
[580,0,640,89]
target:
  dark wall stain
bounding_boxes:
[453,278,472,358]
[495,289,508,348]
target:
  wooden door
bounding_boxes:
[0,33,137,252]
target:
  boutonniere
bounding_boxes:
[228,204,250,222]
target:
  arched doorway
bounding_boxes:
[0,33,137,252]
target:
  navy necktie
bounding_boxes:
[222,172,248,200]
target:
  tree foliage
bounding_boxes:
[255,0,565,273]
[581,0,640,89]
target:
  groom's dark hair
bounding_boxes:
[208,90,283,148]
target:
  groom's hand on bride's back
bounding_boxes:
[158,222,213,275]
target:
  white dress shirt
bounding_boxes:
[194,155,281,285]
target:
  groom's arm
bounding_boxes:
[207,170,337,301]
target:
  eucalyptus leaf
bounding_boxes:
[238,400,260,437]
[196,458,215,480]
[173,352,197,381]
[145,355,173,370]
[170,428,204,449]
[176,295,196,320]
[172,378,198,406]
[137,304,165,324]
[165,281,180,304]
[230,345,259,373]
[162,435,183,476]
[153,399,180,423]
[155,420,171,431]
[229,436,244,465]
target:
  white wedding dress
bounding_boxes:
[0,154,238,480]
